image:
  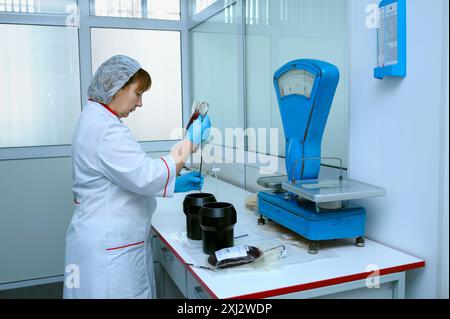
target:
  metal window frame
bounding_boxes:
[0,0,189,160]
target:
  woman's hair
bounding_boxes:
[123,68,152,92]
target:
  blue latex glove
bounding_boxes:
[175,171,204,193]
[186,115,211,145]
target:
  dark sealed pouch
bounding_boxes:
[207,245,264,270]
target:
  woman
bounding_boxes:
[63,55,211,299]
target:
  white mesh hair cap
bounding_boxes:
[88,55,141,104]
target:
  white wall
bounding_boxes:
[438,0,449,299]
[349,0,448,298]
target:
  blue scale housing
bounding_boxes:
[257,59,365,242]
[258,192,365,241]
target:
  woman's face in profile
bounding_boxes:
[111,81,146,118]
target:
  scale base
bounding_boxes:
[258,191,366,253]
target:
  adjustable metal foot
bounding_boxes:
[355,237,365,247]
[308,241,319,254]
[258,215,266,225]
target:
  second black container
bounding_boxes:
[183,193,217,240]
[199,202,237,254]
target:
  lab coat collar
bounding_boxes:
[88,99,119,117]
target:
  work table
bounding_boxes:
[151,176,425,299]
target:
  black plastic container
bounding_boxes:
[183,193,217,240]
[199,202,237,254]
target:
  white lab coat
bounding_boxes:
[63,100,176,299]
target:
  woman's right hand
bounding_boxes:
[186,115,211,145]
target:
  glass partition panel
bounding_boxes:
[91,0,143,18]
[148,0,180,20]
[190,3,241,148]
[245,0,349,168]
[91,28,182,141]
[90,0,180,20]
[0,24,81,148]
[0,0,77,14]
[191,0,219,15]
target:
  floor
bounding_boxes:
[0,282,63,299]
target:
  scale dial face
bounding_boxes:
[278,69,316,99]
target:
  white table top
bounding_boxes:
[152,176,425,299]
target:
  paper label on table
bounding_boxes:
[215,246,248,262]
